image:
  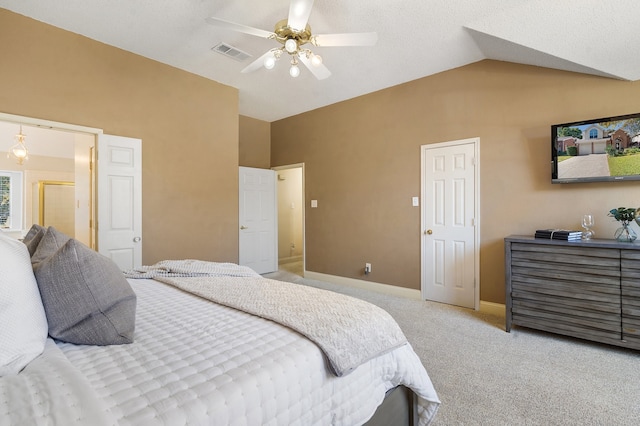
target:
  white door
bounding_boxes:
[421,138,479,309]
[97,134,142,270]
[239,167,277,274]
[238,167,278,274]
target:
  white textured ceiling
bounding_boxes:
[1,0,638,122]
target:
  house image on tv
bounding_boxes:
[557,126,635,155]
[556,136,577,153]
[575,124,609,155]
[610,128,633,150]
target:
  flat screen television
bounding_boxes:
[551,112,640,183]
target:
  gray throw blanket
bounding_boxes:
[154,274,408,377]
[123,259,260,279]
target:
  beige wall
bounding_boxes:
[239,115,270,168]
[7,9,640,305]
[0,9,240,264]
[272,60,640,304]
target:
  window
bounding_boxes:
[589,128,598,139]
[0,171,23,230]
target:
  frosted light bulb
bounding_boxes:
[285,38,298,53]
[289,64,300,77]
[12,146,27,158]
[264,54,276,70]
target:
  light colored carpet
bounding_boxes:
[264,266,640,426]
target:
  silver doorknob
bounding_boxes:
[240,226,248,230]
[133,236,141,242]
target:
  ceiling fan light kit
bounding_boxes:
[206,0,377,80]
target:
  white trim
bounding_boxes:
[420,137,481,310]
[304,270,503,317]
[304,270,422,300]
[0,112,103,135]
[279,255,303,264]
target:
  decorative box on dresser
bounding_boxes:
[505,235,640,350]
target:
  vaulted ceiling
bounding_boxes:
[1,0,638,122]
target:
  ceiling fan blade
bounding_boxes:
[241,50,275,74]
[298,54,331,80]
[313,32,378,47]
[288,0,315,31]
[206,17,274,39]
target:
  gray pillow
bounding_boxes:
[22,224,45,244]
[22,224,45,257]
[33,238,136,345]
[30,226,71,265]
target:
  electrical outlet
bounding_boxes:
[365,263,372,274]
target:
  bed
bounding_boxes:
[0,227,440,425]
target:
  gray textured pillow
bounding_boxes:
[22,224,45,257]
[31,226,70,265]
[33,239,136,345]
[22,224,45,244]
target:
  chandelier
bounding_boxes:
[262,19,323,78]
[8,125,29,165]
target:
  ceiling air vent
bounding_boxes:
[212,42,252,62]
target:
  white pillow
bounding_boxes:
[0,233,48,376]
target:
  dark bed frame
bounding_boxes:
[365,386,417,426]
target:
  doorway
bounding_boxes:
[0,115,96,246]
[273,164,304,276]
[421,138,480,309]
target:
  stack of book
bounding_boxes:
[534,229,583,241]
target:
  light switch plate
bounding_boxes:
[412,197,419,207]
[311,200,318,208]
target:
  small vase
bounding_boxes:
[614,223,637,242]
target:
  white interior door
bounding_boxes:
[97,134,142,270]
[239,166,277,274]
[421,138,479,309]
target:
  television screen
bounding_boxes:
[551,112,640,183]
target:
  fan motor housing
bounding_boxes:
[274,19,312,47]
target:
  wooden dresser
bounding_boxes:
[505,235,640,350]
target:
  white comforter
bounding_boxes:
[2,277,440,425]
[155,274,409,377]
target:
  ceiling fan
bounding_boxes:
[206,0,377,80]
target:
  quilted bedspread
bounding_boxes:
[2,276,440,425]
[0,339,117,425]
[155,274,408,376]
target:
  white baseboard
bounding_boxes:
[278,255,303,265]
[304,270,506,317]
[304,271,422,300]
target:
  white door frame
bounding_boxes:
[272,163,305,274]
[0,112,103,136]
[420,137,480,310]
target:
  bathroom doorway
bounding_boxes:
[273,164,304,276]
